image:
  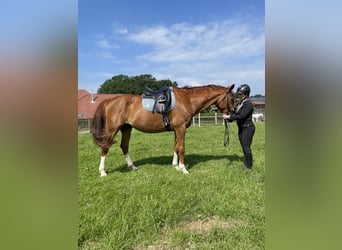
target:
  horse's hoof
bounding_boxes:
[100,172,107,177]
[131,166,139,171]
[182,169,189,174]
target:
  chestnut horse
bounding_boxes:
[91,84,235,176]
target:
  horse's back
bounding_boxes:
[100,91,191,132]
[104,94,141,118]
[103,94,140,109]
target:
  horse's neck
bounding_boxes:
[187,90,222,115]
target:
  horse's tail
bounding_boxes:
[91,101,114,149]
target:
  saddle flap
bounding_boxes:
[142,86,175,113]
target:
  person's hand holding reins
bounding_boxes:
[222,113,234,122]
[222,114,230,119]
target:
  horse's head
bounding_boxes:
[216,84,235,114]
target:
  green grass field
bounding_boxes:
[78,122,265,249]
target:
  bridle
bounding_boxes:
[216,89,235,115]
[217,89,235,147]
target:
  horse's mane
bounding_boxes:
[178,84,224,94]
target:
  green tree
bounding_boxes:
[97,74,178,94]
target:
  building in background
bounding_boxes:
[78,90,120,131]
[78,89,120,119]
[250,97,265,121]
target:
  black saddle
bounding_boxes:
[142,85,172,114]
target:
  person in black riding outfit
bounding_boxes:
[223,84,255,170]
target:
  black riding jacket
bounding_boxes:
[227,98,254,127]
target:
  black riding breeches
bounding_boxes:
[238,125,255,169]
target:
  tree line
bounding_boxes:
[97,74,178,94]
[97,74,265,99]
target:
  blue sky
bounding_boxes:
[79,0,265,95]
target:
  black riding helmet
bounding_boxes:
[237,84,250,96]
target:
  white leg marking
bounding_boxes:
[125,153,138,171]
[172,151,178,166]
[177,163,189,175]
[99,156,107,177]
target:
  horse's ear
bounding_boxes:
[228,84,235,91]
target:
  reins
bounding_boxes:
[224,118,230,147]
[219,89,233,147]
[212,87,235,147]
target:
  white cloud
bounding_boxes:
[128,26,173,47]
[96,39,120,49]
[93,36,120,61]
[125,19,264,64]
[108,18,265,93]
[113,26,128,35]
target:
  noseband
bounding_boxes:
[217,89,234,114]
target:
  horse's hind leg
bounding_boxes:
[98,128,118,177]
[120,125,138,171]
[173,127,189,174]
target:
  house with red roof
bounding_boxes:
[78,89,119,119]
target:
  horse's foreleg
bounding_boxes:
[173,128,189,174]
[172,133,179,166]
[99,148,109,177]
[172,151,178,167]
[120,125,138,171]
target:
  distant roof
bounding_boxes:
[78,89,90,100]
[78,89,121,119]
[251,100,265,106]
[250,96,265,102]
